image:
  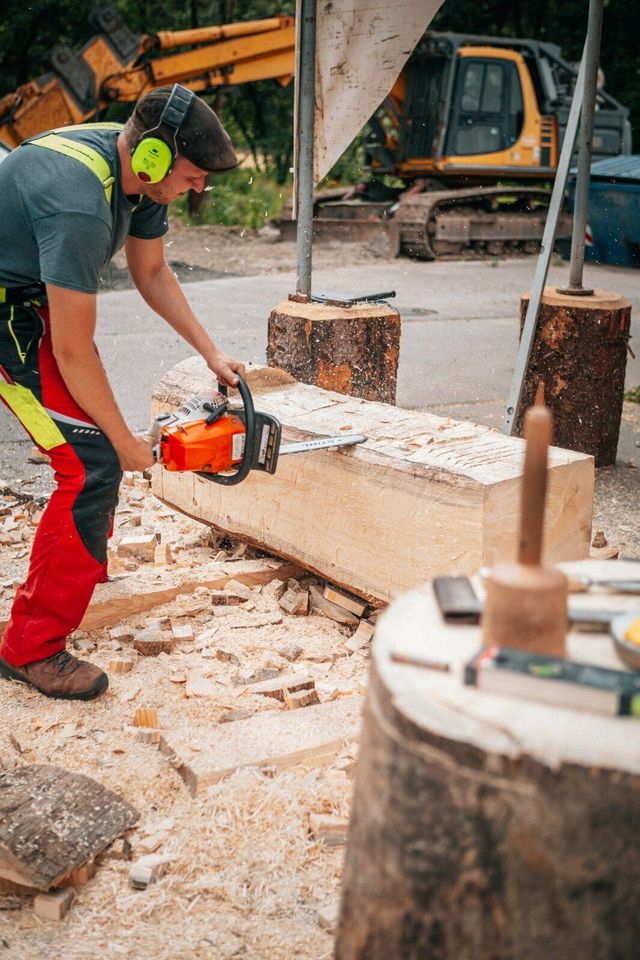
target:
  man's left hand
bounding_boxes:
[209,350,246,387]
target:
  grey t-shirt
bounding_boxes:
[0,125,168,293]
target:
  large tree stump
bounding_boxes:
[516,287,631,466]
[335,559,640,960]
[267,298,400,403]
[0,765,139,890]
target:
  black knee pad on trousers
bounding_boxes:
[70,432,122,564]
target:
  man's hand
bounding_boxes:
[115,434,156,473]
[209,350,247,388]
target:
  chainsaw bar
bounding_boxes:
[279,434,366,455]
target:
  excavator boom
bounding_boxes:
[0,9,294,149]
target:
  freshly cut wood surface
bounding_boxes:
[159,696,363,796]
[0,765,139,890]
[151,359,594,603]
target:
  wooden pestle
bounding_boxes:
[481,391,568,656]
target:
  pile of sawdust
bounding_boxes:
[0,478,372,959]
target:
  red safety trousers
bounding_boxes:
[0,296,121,667]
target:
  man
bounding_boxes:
[0,84,245,700]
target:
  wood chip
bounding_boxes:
[129,854,171,889]
[215,648,240,665]
[246,671,314,701]
[135,728,160,744]
[133,624,173,657]
[276,642,303,662]
[309,585,360,625]
[154,543,173,566]
[308,813,349,845]
[316,900,341,930]
[132,707,159,729]
[117,533,160,562]
[170,621,194,642]
[60,859,96,886]
[279,587,309,615]
[323,586,367,618]
[223,579,255,601]
[345,620,375,653]
[284,687,320,709]
[33,888,75,921]
[109,656,134,674]
[262,578,286,600]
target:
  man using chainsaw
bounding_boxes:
[0,84,245,701]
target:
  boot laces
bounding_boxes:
[47,650,76,674]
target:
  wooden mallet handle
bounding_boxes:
[518,404,552,566]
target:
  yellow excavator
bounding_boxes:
[0,9,631,259]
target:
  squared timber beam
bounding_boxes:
[151,360,594,604]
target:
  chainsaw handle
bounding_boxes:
[200,374,255,486]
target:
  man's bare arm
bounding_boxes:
[46,284,154,472]
[125,235,246,386]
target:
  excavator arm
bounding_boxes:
[0,7,295,149]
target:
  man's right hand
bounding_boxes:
[116,434,156,473]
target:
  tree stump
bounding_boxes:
[515,287,631,466]
[335,560,640,960]
[267,299,400,403]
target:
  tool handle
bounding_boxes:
[199,374,255,486]
[518,404,552,565]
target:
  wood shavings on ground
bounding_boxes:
[0,477,371,959]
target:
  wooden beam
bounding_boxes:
[0,559,302,635]
[151,360,594,604]
[159,696,363,796]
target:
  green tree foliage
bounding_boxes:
[0,0,637,183]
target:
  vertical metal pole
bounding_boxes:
[501,53,586,435]
[565,0,604,294]
[294,0,317,300]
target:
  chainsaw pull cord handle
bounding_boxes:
[203,374,255,486]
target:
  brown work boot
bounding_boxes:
[0,650,108,701]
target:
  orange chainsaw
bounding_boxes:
[151,374,366,486]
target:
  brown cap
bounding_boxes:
[132,85,238,173]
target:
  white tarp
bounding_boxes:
[308,0,445,182]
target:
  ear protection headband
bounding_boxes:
[131,84,195,183]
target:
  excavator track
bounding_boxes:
[393,186,571,260]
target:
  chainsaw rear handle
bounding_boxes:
[202,374,255,486]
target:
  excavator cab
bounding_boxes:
[444,54,526,158]
[368,32,631,185]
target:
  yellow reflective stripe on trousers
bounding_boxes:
[0,382,65,450]
[29,134,115,204]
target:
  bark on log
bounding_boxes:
[150,360,594,603]
[267,298,400,403]
[0,765,139,890]
[335,567,640,960]
[516,287,631,466]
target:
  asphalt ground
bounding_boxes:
[1,256,638,554]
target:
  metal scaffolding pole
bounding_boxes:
[562,0,604,295]
[294,0,317,300]
[501,52,586,435]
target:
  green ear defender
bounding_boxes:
[131,136,174,183]
[131,85,195,183]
